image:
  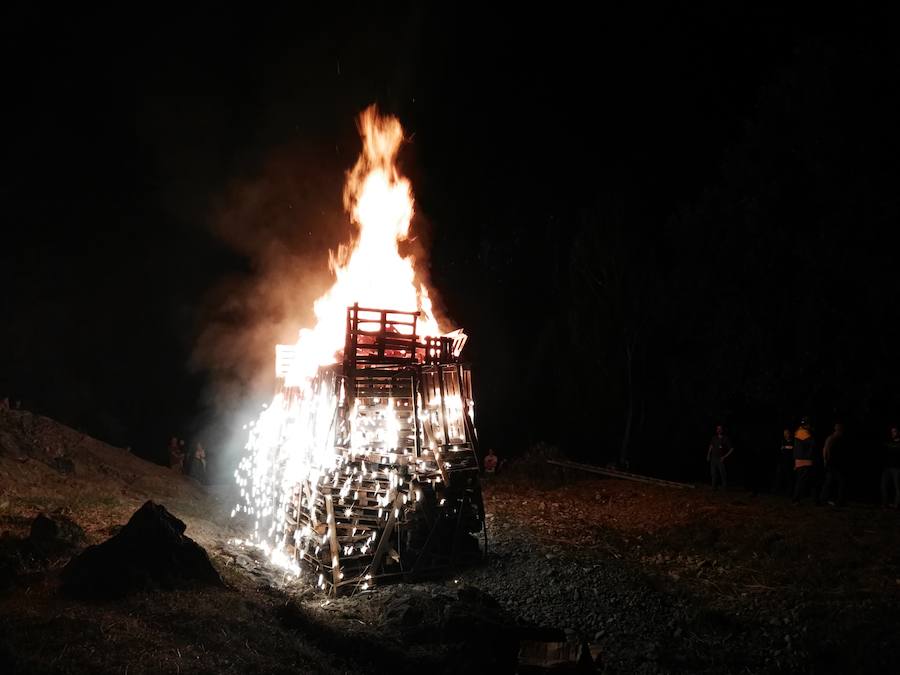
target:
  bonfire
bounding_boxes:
[233,106,485,594]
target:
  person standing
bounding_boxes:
[483,448,498,478]
[881,426,900,509]
[707,425,734,490]
[792,417,815,504]
[190,442,207,484]
[168,436,184,472]
[773,428,795,496]
[819,423,847,506]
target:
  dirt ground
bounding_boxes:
[472,469,900,673]
[2,410,899,674]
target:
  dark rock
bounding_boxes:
[385,599,427,630]
[441,587,518,645]
[439,591,520,673]
[29,512,86,557]
[51,457,75,474]
[0,532,25,589]
[382,589,453,642]
[61,500,223,599]
[456,584,501,609]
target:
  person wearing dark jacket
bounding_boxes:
[773,428,795,496]
[707,425,734,490]
[189,442,207,484]
[792,418,815,504]
[881,426,900,508]
[168,436,184,472]
[819,423,847,506]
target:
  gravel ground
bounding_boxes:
[224,471,900,673]
[450,475,900,673]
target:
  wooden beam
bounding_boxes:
[546,459,695,489]
[324,495,342,591]
[369,490,404,577]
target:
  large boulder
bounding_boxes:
[61,500,223,598]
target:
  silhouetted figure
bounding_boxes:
[168,436,184,472]
[819,423,847,506]
[189,442,207,484]
[0,397,9,411]
[881,426,900,509]
[707,425,733,490]
[483,448,498,477]
[792,418,815,504]
[773,428,794,496]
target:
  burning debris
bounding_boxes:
[281,304,483,593]
[232,107,485,593]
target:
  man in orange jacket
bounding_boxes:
[792,417,815,504]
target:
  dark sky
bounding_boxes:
[4,4,899,480]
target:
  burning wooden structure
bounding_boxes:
[277,304,486,594]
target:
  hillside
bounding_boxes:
[0,409,223,543]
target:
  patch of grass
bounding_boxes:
[0,578,362,675]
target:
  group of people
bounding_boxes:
[707,421,900,507]
[0,397,22,411]
[168,436,208,484]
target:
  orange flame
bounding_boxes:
[283,105,443,386]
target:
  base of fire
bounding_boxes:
[238,305,486,595]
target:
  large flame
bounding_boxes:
[232,106,445,567]
[283,106,442,386]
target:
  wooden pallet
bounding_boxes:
[281,305,485,594]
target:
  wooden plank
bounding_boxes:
[320,485,398,497]
[352,305,419,319]
[369,490,405,576]
[303,482,319,528]
[412,373,423,459]
[355,388,414,394]
[324,495,342,591]
[354,356,419,365]
[546,459,695,489]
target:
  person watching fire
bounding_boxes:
[792,417,816,504]
[881,426,900,509]
[483,448,498,477]
[773,428,795,496]
[707,425,734,490]
[168,436,184,472]
[819,423,847,506]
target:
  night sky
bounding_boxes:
[4,4,900,488]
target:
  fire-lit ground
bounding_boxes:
[473,472,900,673]
[2,411,900,673]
